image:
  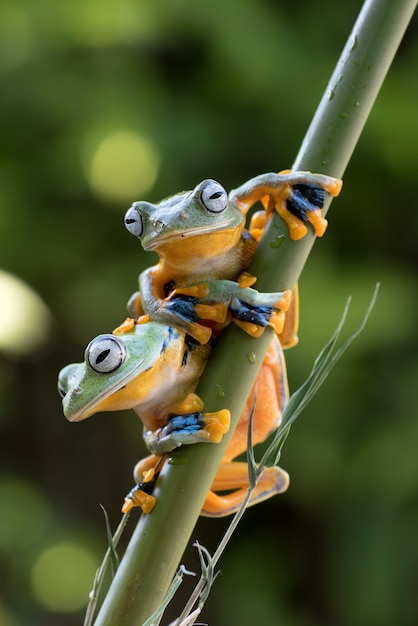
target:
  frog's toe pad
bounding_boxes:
[237,272,258,289]
[122,487,157,514]
[306,208,328,237]
[276,204,308,240]
[233,319,265,337]
[194,302,229,323]
[268,310,286,335]
[200,409,231,443]
[276,289,292,312]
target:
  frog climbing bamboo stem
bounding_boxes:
[92,1,417,624]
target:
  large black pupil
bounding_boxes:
[96,348,110,365]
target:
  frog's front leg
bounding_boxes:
[143,393,230,455]
[230,170,342,240]
[171,279,292,339]
[138,268,213,344]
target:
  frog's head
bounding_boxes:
[58,323,181,422]
[124,179,244,255]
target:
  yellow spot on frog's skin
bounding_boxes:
[247,351,256,363]
[83,129,160,203]
[215,384,225,399]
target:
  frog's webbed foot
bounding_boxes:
[122,474,157,514]
[121,454,163,514]
[230,298,284,337]
[158,292,215,344]
[144,410,230,454]
[230,170,342,240]
[202,462,290,517]
[144,395,230,455]
[268,180,330,240]
[229,284,292,338]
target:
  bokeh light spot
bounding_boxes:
[31,543,97,613]
[0,4,32,73]
[0,271,51,355]
[0,604,18,626]
[64,0,157,48]
[0,479,51,550]
[84,130,160,204]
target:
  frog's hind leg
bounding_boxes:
[122,453,164,514]
[201,462,289,517]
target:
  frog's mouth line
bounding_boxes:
[143,221,241,251]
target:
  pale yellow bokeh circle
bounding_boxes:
[0,270,51,355]
[85,130,160,203]
[0,4,32,73]
[31,543,98,613]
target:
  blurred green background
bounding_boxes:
[0,0,417,624]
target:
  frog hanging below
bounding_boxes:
[58,317,289,517]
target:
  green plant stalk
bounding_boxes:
[93,1,416,624]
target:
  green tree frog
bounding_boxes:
[58,319,227,451]
[124,172,341,344]
[58,318,289,517]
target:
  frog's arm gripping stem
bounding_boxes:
[230,170,342,240]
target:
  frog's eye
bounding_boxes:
[57,380,66,398]
[124,205,143,237]
[86,335,127,374]
[200,180,228,214]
